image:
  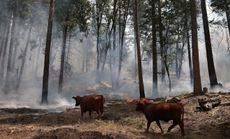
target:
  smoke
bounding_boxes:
[0,0,229,111]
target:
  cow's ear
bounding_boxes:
[72,96,76,99]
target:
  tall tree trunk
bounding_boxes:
[58,26,68,94]
[164,56,171,91]
[35,37,42,77]
[191,0,202,95]
[4,11,17,94]
[96,24,101,72]
[133,0,145,98]
[201,0,218,87]
[0,22,10,81]
[101,18,111,72]
[66,33,71,64]
[111,0,118,89]
[175,33,180,79]
[0,24,7,57]
[184,0,193,84]
[158,0,165,82]
[151,0,158,97]
[224,0,230,36]
[41,0,55,104]
[95,2,105,82]
[11,25,20,72]
[164,28,171,91]
[178,37,186,78]
[15,22,33,90]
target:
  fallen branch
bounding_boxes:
[220,101,230,106]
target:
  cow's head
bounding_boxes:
[127,97,150,111]
[135,98,150,111]
[72,96,81,106]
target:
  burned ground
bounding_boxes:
[0,93,230,139]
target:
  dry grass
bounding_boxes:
[0,93,230,139]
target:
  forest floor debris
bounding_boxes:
[0,93,230,139]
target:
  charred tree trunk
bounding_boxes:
[184,0,193,85]
[175,33,180,79]
[164,55,171,91]
[191,0,202,95]
[133,0,145,98]
[158,0,165,82]
[224,0,230,36]
[58,26,68,94]
[111,0,118,89]
[151,0,158,97]
[41,0,55,104]
[201,0,218,87]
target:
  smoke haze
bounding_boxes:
[0,0,229,111]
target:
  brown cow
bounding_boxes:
[127,98,184,136]
[72,95,105,118]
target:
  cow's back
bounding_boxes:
[80,95,104,111]
[147,102,183,122]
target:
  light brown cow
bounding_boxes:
[127,98,184,136]
[72,95,105,118]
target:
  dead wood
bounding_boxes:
[220,101,230,106]
[197,96,221,111]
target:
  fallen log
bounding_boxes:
[197,96,221,111]
[165,97,181,103]
[220,101,230,106]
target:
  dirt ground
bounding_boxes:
[0,93,230,139]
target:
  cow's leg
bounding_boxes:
[145,121,151,133]
[178,121,185,136]
[167,120,177,133]
[156,120,164,134]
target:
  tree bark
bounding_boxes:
[15,22,33,90]
[58,26,68,94]
[191,0,202,95]
[201,0,218,87]
[175,33,180,79]
[158,0,165,82]
[151,0,158,97]
[4,10,17,93]
[224,0,230,36]
[184,0,193,85]
[95,1,105,82]
[0,22,10,81]
[41,0,55,104]
[133,0,145,98]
